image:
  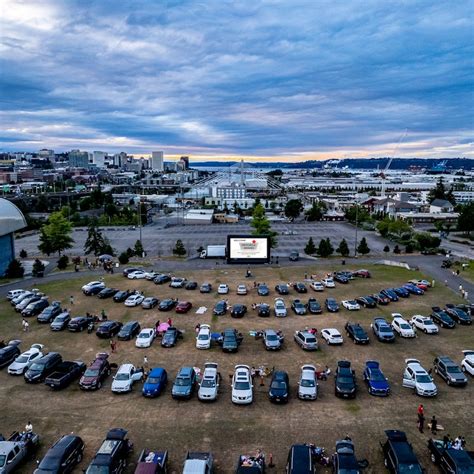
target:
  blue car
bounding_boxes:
[363,360,390,396]
[171,367,196,399]
[142,367,167,398]
[380,289,399,302]
[393,287,410,298]
[403,283,424,295]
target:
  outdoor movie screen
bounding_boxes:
[227,235,270,264]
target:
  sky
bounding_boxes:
[0,0,473,162]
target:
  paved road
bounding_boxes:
[15,221,392,258]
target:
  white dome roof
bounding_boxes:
[0,198,27,236]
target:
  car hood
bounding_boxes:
[172,384,191,394]
[143,382,160,392]
[9,361,27,370]
[448,373,467,382]
[269,387,287,397]
[299,385,316,395]
[369,379,389,390]
[266,340,280,347]
[417,381,437,391]
[112,379,131,390]
[199,386,217,397]
[80,375,98,384]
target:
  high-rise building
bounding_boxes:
[179,156,190,170]
[68,150,89,168]
[151,151,164,171]
[92,151,106,168]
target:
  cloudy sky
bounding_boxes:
[1,0,473,161]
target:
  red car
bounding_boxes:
[353,269,371,278]
[175,301,192,314]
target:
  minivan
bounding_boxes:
[24,352,62,383]
[286,444,315,474]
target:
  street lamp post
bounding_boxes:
[354,204,359,258]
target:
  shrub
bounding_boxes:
[57,255,69,270]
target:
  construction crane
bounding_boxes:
[380,129,408,198]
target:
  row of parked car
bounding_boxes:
[2,337,472,402]
[4,425,472,474]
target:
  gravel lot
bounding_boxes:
[0,264,472,473]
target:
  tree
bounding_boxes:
[376,217,412,238]
[428,177,456,204]
[405,243,414,253]
[4,259,24,278]
[383,245,390,253]
[134,240,145,257]
[38,211,74,256]
[457,202,474,236]
[126,247,135,258]
[250,203,278,248]
[118,252,129,264]
[357,237,370,255]
[304,237,316,255]
[84,220,106,256]
[415,232,441,251]
[317,238,334,258]
[101,239,115,256]
[345,205,372,224]
[393,244,401,254]
[173,239,187,257]
[305,202,326,222]
[19,249,27,258]
[38,228,54,256]
[32,259,45,277]
[336,238,350,257]
[57,255,69,270]
[284,199,304,220]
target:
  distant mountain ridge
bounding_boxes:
[191,157,473,170]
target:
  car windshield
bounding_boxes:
[138,333,150,338]
[380,326,391,333]
[447,365,462,373]
[29,363,43,371]
[306,337,316,343]
[198,334,209,340]
[0,455,5,467]
[400,323,411,329]
[56,315,68,321]
[424,320,435,326]
[348,300,357,305]
[86,466,110,474]
[271,381,286,389]
[175,377,189,386]
[354,328,365,336]
[147,377,160,384]
[201,379,216,388]
[370,371,386,381]
[338,376,354,384]
[416,374,432,383]
[266,334,278,341]
[234,381,250,390]
[301,378,315,387]
[115,373,130,381]
[16,355,29,363]
[84,369,99,377]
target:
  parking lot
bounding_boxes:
[15,221,390,258]
[0,263,472,473]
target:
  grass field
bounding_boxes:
[0,263,472,473]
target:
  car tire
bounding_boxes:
[434,367,438,374]
[384,458,388,467]
[462,366,466,372]
[431,453,436,463]
[76,453,83,463]
[97,381,102,389]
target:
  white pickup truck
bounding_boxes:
[183,451,214,474]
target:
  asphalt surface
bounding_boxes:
[15,221,391,258]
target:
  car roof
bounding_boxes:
[117,363,134,373]
[178,367,194,376]
[149,367,165,376]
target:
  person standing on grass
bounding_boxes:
[430,416,438,435]
[143,356,149,375]
[70,295,74,305]
[417,412,425,433]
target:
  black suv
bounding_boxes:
[219,328,243,353]
[85,428,132,474]
[24,352,62,383]
[286,444,315,474]
[268,370,289,403]
[117,321,141,341]
[37,304,62,323]
[335,360,356,399]
[0,341,21,368]
[96,321,123,338]
[22,298,49,317]
[381,430,423,473]
[35,434,85,474]
[433,356,468,386]
[333,439,368,473]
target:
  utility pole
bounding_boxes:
[354,203,359,258]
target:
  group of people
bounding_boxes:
[417,404,438,434]
[443,434,467,450]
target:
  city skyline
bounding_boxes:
[1,0,473,161]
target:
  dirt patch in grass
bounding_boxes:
[0,264,472,473]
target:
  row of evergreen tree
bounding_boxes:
[304,237,370,257]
